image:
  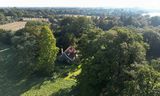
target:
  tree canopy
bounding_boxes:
[77,27,159,96]
[12,22,58,76]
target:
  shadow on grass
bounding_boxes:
[52,87,78,96]
[52,88,73,96]
[0,44,77,96]
[0,46,52,96]
[51,84,80,96]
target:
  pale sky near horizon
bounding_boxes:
[0,0,160,9]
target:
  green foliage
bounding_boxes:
[78,27,103,59]
[132,64,160,96]
[57,32,76,49]
[150,59,160,72]
[1,8,160,96]
[0,29,13,45]
[143,30,160,59]
[56,17,93,49]
[95,17,119,30]
[11,27,41,75]
[0,13,6,24]
[0,42,75,96]
[36,26,59,76]
[12,24,58,76]
[25,21,49,27]
[77,27,149,96]
[151,16,160,27]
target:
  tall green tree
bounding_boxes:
[143,30,160,59]
[12,23,59,76]
[77,27,149,96]
[57,17,93,49]
[36,26,59,76]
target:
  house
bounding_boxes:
[60,46,77,63]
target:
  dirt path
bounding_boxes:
[0,48,10,53]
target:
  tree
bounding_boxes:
[12,24,59,76]
[11,27,40,75]
[151,16,160,27]
[96,16,119,31]
[77,27,149,96]
[60,17,93,37]
[0,29,12,45]
[25,21,49,27]
[77,27,103,59]
[143,30,160,59]
[36,26,59,76]
[132,64,160,96]
[0,13,6,24]
[56,17,93,49]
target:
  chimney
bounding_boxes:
[61,48,63,54]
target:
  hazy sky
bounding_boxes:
[0,0,160,9]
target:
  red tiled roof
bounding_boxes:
[64,46,76,60]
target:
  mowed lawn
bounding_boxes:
[0,43,76,96]
[0,22,26,31]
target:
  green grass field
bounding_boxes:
[0,43,76,96]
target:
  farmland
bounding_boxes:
[0,22,26,31]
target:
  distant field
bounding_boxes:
[0,22,26,31]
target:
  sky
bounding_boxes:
[0,0,160,9]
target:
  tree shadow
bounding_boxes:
[52,86,79,96]
[52,88,73,96]
[0,47,53,96]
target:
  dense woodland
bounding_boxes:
[0,8,160,96]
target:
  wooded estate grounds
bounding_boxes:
[0,7,160,96]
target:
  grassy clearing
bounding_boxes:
[64,65,81,81]
[0,43,76,96]
[22,78,75,96]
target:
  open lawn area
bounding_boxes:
[0,43,76,96]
